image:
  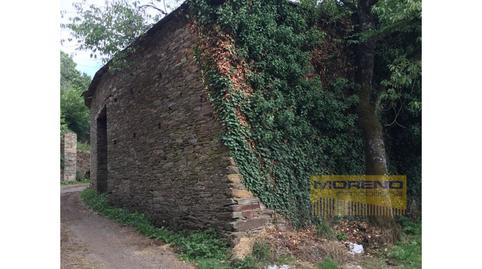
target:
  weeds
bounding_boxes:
[252,242,272,263]
[77,142,90,152]
[80,188,293,269]
[80,188,230,266]
[335,232,347,241]
[231,241,291,269]
[80,188,422,268]
[316,220,335,239]
[317,257,339,269]
[386,218,421,269]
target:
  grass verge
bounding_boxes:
[80,188,293,269]
[385,218,421,269]
[80,188,231,268]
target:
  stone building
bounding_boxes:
[83,4,272,242]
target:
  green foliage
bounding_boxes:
[373,1,422,207]
[317,257,339,269]
[61,51,91,92]
[251,242,272,263]
[192,0,364,227]
[315,0,422,208]
[61,87,90,141]
[386,218,421,268]
[60,51,91,142]
[318,0,353,24]
[64,0,151,62]
[315,221,335,239]
[335,232,347,241]
[63,0,181,62]
[373,0,421,26]
[60,115,69,134]
[81,188,292,269]
[77,141,90,152]
[381,58,421,206]
[230,242,287,269]
[80,188,230,263]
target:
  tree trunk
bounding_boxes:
[355,1,398,235]
[356,0,387,176]
[358,94,388,175]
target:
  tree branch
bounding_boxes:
[385,104,402,127]
[139,4,167,15]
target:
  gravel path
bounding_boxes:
[61,185,195,269]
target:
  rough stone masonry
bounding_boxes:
[61,132,77,182]
[83,4,272,244]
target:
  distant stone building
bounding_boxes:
[83,4,271,242]
[61,132,77,182]
[61,131,91,181]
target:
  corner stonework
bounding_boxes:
[224,157,273,257]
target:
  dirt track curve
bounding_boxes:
[61,184,194,269]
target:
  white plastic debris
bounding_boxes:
[266,265,290,269]
[348,242,364,254]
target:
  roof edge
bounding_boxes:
[83,3,189,107]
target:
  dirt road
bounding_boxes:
[61,185,195,269]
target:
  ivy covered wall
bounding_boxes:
[191,0,365,226]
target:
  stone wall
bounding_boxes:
[61,132,77,182]
[87,7,271,239]
[76,150,90,179]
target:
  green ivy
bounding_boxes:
[191,0,364,226]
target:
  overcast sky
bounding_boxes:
[60,0,182,77]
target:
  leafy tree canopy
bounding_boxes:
[62,0,178,62]
[61,51,91,92]
[315,0,422,205]
[60,51,91,142]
